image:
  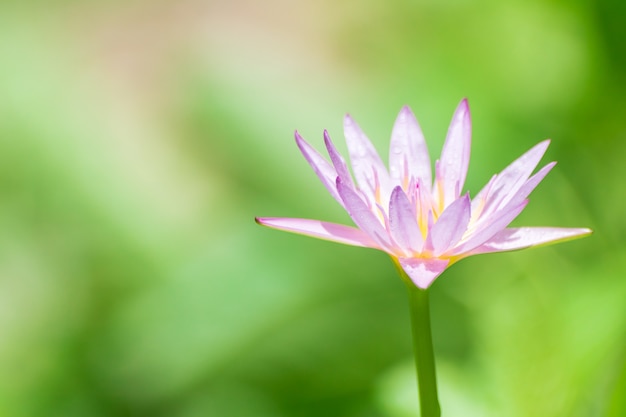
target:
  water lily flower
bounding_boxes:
[256,99,591,289]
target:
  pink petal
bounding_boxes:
[323,130,354,188]
[295,131,343,207]
[389,186,424,253]
[398,257,449,289]
[503,162,556,209]
[437,99,471,206]
[451,199,529,255]
[469,227,592,255]
[336,177,393,251]
[255,217,377,248]
[425,193,471,256]
[343,114,390,198]
[480,140,551,216]
[470,174,497,219]
[389,106,431,189]
[471,162,554,231]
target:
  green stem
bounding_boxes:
[406,282,441,417]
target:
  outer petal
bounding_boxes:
[323,130,354,188]
[336,178,393,251]
[451,200,529,255]
[255,217,377,248]
[343,114,390,199]
[437,99,471,206]
[470,174,496,220]
[389,186,424,253]
[295,131,343,207]
[425,193,471,256]
[398,257,449,289]
[469,227,592,255]
[480,140,550,216]
[389,106,431,189]
[503,162,556,209]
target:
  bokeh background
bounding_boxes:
[1,0,625,416]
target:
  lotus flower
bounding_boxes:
[256,99,591,288]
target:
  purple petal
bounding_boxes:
[336,177,393,251]
[480,140,550,216]
[503,162,556,209]
[426,193,471,256]
[437,99,471,206]
[389,186,424,253]
[343,114,390,198]
[295,131,343,207]
[323,130,354,188]
[469,227,593,255]
[398,257,449,289]
[255,217,377,248]
[451,199,529,255]
[470,174,497,219]
[389,106,431,189]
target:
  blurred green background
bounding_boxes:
[0,0,625,416]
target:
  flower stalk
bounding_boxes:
[397,262,441,417]
[407,284,440,417]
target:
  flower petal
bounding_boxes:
[504,161,556,209]
[480,140,551,216]
[389,186,424,253]
[323,130,354,188]
[470,174,496,220]
[389,106,431,189]
[295,131,343,207]
[469,227,592,255]
[336,177,393,251]
[398,257,449,289]
[451,199,529,255]
[343,114,390,198]
[425,193,471,256]
[437,99,471,206]
[255,217,377,247]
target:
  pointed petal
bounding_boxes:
[504,162,556,209]
[389,186,424,253]
[469,227,592,255]
[481,140,551,216]
[295,131,343,207]
[426,193,471,256]
[398,257,449,289]
[255,217,377,248]
[470,174,497,220]
[343,114,390,197]
[451,199,529,255]
[438,99,471,206]
[336,177,393,251]
[389,106,431,188]
[323,130,354,188]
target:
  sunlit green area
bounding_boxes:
[0,1,625,416]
